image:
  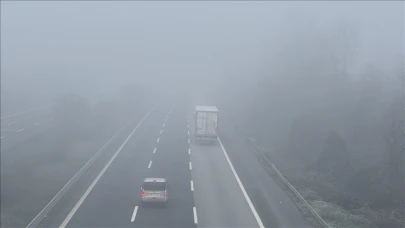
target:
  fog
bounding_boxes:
[1,2,402,106]
[1,1,404,227]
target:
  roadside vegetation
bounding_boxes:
[217,19,404,228]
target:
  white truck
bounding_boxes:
[194,106,218,143]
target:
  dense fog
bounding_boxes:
[1,1,404,228]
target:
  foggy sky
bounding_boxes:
[1,1,403,103]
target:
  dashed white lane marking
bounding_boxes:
[49,117,54,121]
[188,148,191,154]
[8,122,16,126]
[0,136,4,139]
[163,123,165,128]
[160,130,163,134]
[193,207,198,224]
[153,148,157,154]
[187,124,189,129]
[188,138,190,144]
[189,162,192,170]
[165,118,167,122]
[16,128,24,132]
[130,206,138,222]
[188,130,189,135]
[148,161,152,168]
[1,109,38,120]
[34,123,40,126]
[190,180,194,191]
[59,109,153,228]
[218,138,264,228]
[24,117,31,120]
[157,138,160,143]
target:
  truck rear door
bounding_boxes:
[196,111,217,136]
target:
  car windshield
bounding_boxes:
[143,182,166,191]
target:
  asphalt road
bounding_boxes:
[0,107,147,228]
[1,109,55,150]
[2,103,313,228]
[57,105,194,228]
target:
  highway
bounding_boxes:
[2,103,313,228]
[1,109,55,150]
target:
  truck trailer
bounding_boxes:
[194,106,218,143]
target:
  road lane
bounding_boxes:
[133,107,195,228]
[1,110,55,150]
[218,112,313,228]
[63,108,168,227]
[188,107,312,228]
[1,105,152,228]
[190,140,259,227]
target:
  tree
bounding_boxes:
[379,65,405,211]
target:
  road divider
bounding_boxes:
[249,142,331,228]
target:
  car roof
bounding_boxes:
[143,178,167,183]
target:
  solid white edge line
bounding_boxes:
[160,130,163,134]
[26,119,128,228]
[189,162,192,170]
[59,109,153,228]
[193,207,198,224]
[16,128,24,132]
[153,148,157,153]
[188,148,191,154]
[130,206,138,222]
[190,180,194,191]
[157,138,160,143]
[148,161,152,168]
[218,138,265,228]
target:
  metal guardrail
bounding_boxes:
[249,142,331,228]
